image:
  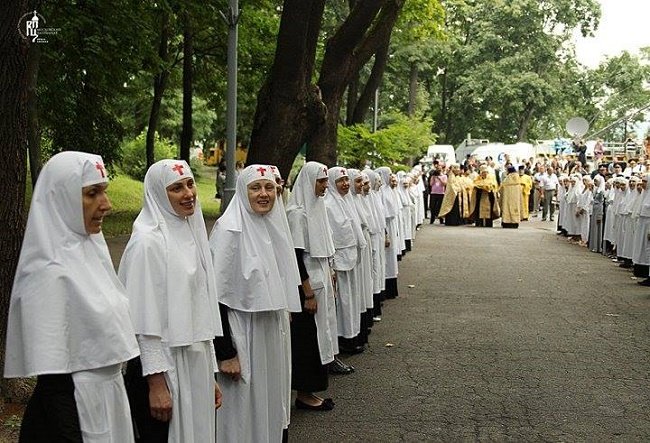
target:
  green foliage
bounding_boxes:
[338,112,435,168]
[120,132,178,181]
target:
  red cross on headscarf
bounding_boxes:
[341,169,346,176]
[95,162,106,178]
[257,166,267,176]
[323,167,328,175]
[172,163,185,175]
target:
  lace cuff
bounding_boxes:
[137,335,173,376]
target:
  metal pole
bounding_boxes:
[220,0,240,214]
[373,87,379,132]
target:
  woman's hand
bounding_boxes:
[147,373,172,422]
[218,356,241,381]
[304,295,317,314]
[215,383,223,409]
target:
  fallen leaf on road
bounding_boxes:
[605,313,620,317]
[385,343,394,347]
[407,284,415,288]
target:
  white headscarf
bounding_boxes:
[365,169,387,231]
[375,167,399,218]
[210,165,301,313]
[286,161,335,258]
[119,159,222,347]
[5,151,139,377]
[325,167,367,251]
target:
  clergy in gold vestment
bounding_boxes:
[471,166,500,227]
[518,166,533,221]
[459,168,474,221]
[439,165,463,226]
[499,166,523,228]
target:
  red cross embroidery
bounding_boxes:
[341,169,346,175]
[95,162,105,178]
[257,166,267,176]
[323,167,328,175]
[172,163,185,175]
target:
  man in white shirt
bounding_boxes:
[540,167,559,221]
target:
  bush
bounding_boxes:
[120,132,178,180]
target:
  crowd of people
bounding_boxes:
[424,152,650,230]
[5,152,429,442]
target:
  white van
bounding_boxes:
[471,142,535,166]
[426,144,456,165]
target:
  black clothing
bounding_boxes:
[124,358,170,442]
[214,303,237,361]
[290,248,328,393]
[429,194,444,223]
[20,374,83,443]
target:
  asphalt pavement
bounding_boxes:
[287,217,650,442]
[105,216,650,442]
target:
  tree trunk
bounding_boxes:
[0,0,29,394]
[345,74,359,126]
[516,103,535,141]
[309,0,404,165]
[26,42,41,185]
[180,11,193,163]
[350,39,390,125]
[247,0,327,180]
[407,61,418,117]
[146,10,170,169]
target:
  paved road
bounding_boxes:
[288,218,650,442]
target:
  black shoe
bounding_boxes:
[338,344,365,355]
[637,279,650,286]
[329,358,354,375]
[295,398,334,411]
[619,262,632,269]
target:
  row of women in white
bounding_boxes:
[4,151,426,442]
[557,172,650,277]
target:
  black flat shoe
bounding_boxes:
[295,398,334,411]
[637,279,650,287]
[338,345,365,355]
[329,359,354,375]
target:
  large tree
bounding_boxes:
[248,0,407,175]
[0,0,29,392]
[246,0,327,177]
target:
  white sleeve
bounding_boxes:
[210,340,219,373]
[137,334,174,376]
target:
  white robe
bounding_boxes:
[216,311,287,443]
[576,190,593,242]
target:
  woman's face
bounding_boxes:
[353,176,364,194]
[314,178,328,197]
[362,180,370,195]
[336,176,350,196]
[247,179,277,215]
[82,183,112,234]
[166,177,197,217]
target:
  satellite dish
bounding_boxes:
[566,117,589,138]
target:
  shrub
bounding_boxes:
[120,132,178,180]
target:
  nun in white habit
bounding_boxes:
[210,165,301,442]
[119,159,222,443]
[5,151,139,442]
[325,167,367,348]
[633,174,650,284]
[376,166,400,299]
[286,161,338,410]
[348,169,375,345]
[364,170,387,295]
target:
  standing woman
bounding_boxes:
[210,165,301,442]
[286,162,338,410]
[119,160,223,442]
[5,151,140,442]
